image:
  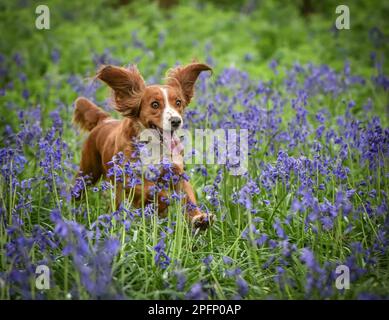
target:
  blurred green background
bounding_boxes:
[0,0,388,80]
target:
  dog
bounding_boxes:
[73,62,212,229]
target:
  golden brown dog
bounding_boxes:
[73,63,212,229]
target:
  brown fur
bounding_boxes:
[96,65,146,117]
[73,97,110,131]
[166,63,212,104]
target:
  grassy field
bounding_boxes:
[0,0,388,299]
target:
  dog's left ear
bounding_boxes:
[97,65,145,117]
[166,63,212,104]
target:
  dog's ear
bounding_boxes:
[166,63,212,104]
[97,65,145,117]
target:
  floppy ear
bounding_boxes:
[97,65,145,117]
[166,63,212,104]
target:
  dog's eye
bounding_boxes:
[151,101,159,109]
[176,99,181,107]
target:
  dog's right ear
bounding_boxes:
[97,65,145,117]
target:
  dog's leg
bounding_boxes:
[166,163,212,230]
[114,182,123,211]
[132,181,169,216]
[74,139,103,200]
[117,180,169,216]
[179,179,213,230]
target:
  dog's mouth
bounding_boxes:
[149,123,164,136]
[149,123,178,137]
[149,123,183,152]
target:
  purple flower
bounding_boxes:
[256,234,268,246]
[174,271,186,291]
[269,59,278,74]
[153,232,171,269]
[222,256,233,264]
[273,219,287,239]
[236,276,249,297]
[225,268,241,277]
[186,283,208,300]
[203,255,213,268]
[300,248,315,269]
[51,48,60,63]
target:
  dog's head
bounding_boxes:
[97,63,212,134]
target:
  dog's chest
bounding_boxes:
[139,132,184,170]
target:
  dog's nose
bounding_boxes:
[170,117,182,129]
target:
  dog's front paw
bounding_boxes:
[191,212,215,230]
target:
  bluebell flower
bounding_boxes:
[203,255,213,267]
[236,276,249,297]
[185,282,208,300]
[153,232,171,269]
[222,256,233,264]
